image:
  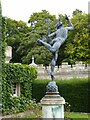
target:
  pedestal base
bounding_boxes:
[41,92,65,118]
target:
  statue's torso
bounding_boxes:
[56,27,68,40]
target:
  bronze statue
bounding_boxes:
[37,15,74,81]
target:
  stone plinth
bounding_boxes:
[41,92,65,118]
[5,46,12,63]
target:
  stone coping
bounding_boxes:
[41,95,65,105]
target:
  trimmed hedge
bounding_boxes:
[32,78,89,113]
[2,63,37,114]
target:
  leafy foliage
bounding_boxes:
[1,17,6,63]
[32,78,89,112]
[64,13,89,64]
[0,2,3,110]
[5,10,89,65]
[72,9,82,16]
[5,18,30,63]
[17,10,56,65]
[2,63,37,114]
[0,3,6,112]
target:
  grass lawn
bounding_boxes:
[65,112,89,119]
[19,110,89,119]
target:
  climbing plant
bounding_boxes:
[2,63,37,115]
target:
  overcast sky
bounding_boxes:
[1,0,89,23]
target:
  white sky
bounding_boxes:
[1,0,89,23]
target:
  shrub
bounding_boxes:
[2,63,37,115]
[64,102,71,112]
[32,78,89,112]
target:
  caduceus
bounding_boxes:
[42,19,51,42]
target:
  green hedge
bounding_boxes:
[32,78,89,113]
[2,63,37,114]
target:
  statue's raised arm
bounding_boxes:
[65,15,74,30]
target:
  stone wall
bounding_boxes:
[37,62,89,80]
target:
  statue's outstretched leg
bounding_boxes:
[37,39,56,53]
[37,39,59,81]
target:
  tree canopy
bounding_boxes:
[65,13,89,64]
[17,10,56,66]
[5,17,30,63]
[5,9,89,66]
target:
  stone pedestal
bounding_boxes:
[5,46,12,63]
[41,82,65,118]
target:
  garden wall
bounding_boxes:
[2,63,37,115]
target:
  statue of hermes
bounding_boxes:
[37,15,74,81]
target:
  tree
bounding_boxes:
[64,13,89,65]
[5,18,29,63]
[72,9,82,16]
[4,10,89,66]
[17,10,56,66]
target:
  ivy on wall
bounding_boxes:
[0,3,7,114]
[1,17,6,63]
[2,63,37,115]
